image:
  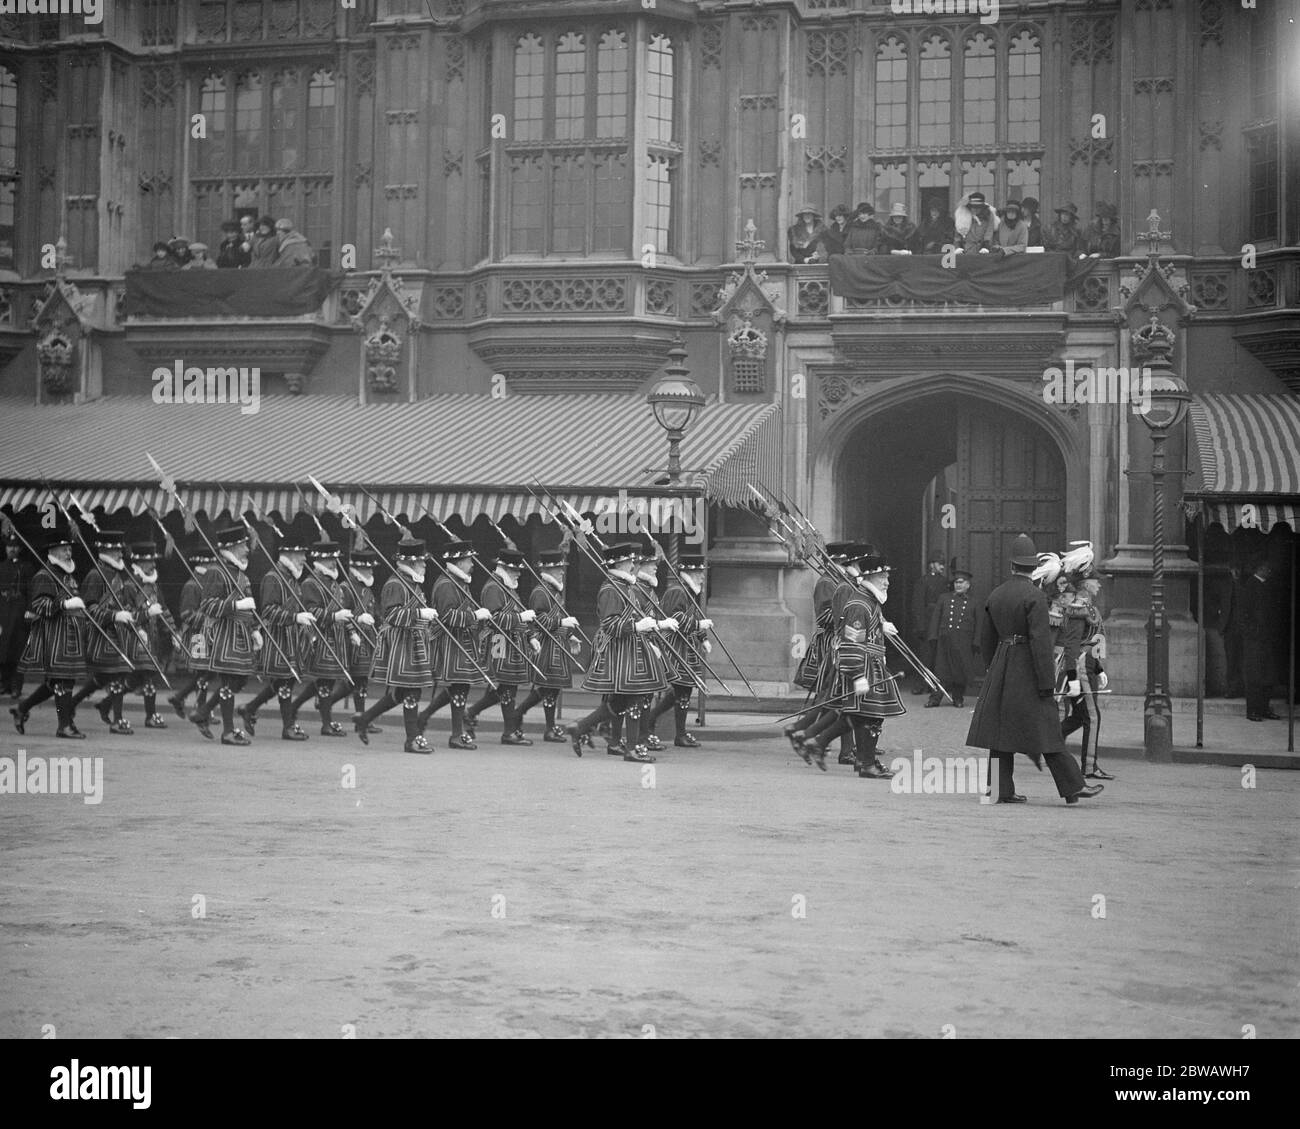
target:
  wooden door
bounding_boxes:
[958,410,1065,610]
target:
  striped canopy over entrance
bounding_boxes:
[1186,394,1300,533]
[0,393,782,524]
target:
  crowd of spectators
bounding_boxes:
[788,196,1123,263]
[138,216,315,271]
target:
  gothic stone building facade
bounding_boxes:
[0,0,1297,693]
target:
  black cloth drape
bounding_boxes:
[125,268,339,317]
[829,251,1093,305]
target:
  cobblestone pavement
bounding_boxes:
[1,705,1295,1039]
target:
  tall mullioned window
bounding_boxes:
[867,23,1043,214]
[498,23,677,259]
[1245,15,1279,242]
[189,62,335,265]
[506,26,632,256]
[0,65,18,270]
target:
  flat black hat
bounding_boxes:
[215,526,248,548]
[601,541,639,566]
[94,529,127,549]
[310,541,341,558]
[536,549,568,569]
[348,548,379,567]
[439,539,474,560]
[396,538,427,559]
[496,547,526,568]
[130,541,158,559]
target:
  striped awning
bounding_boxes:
[1187,393,1300,532]
[0,393,782,524]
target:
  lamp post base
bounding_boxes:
[1144,692,1174,762]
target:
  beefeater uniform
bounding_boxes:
[464,549,541,745]
[568,543,666,764]
[326,548,381,731]
[417,541,488,750]
[12,533,88,739]
[646,560,710,748]
[126,542,176,729]
[966,533,1096,805]
[289,543,353,737]
[793,549,863,765]
[74,531,149,734]
[188,526,259,745]
[167,543,215,720]
[833,575,904,775]
[927,575,979,707]
[0,533,32,698]
[786,543,855,759]
[360,538,438,753]
[239,547,310,741]
[513,549,579,743]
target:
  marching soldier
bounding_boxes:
[167,540,216,720]
[327,547,382,734]
[73,529,147,735]
[785,542,854,764]
[463,547,541,745]
[800,545,901,778]
[646,556,713,749]
[567,541,667,764]
[354,537,439,753]
[289,542,352,737]
[794,543,869,769]
[965,533,1104,805]
[11,528,88,739]
[127,541,175,728]
[417,540,491,749]
[926,566,979,708]
[629,545,671,754]
[238,534,311,741]
[188,526,259,745]
[0,531,32,700]
[512,548,580,743]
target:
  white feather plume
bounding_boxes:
[1062,541,1094,574]
[1031,551,1062,585]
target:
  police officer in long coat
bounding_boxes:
[0,531,32,699]
[965,534,1104,805]
[926,566,979,707]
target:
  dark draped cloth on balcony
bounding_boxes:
[828,251,1093,305]
[124,267,339,317]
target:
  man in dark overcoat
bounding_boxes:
[965,534,1103,805]
[926,566,979,708]
[0,531,32,699]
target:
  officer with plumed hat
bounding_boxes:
[965,534,1103,804]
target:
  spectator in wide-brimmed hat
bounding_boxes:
[1045,201,1085,256]
[1086,200,1121,258]
[993,199,1029,254]
[955,191,999,252]
[787,204,827,264]
[216,220,249,269]
[817,203,852,258]
[912,199,956,254]
[141,240,178,270]
[844,201,884,255]
[183,241,218,269]
[166,235,192,267]
[1020,196,1044,248]
[247,215,280,269]
[880,201,917,253]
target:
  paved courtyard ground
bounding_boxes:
[2,700,1296,1039]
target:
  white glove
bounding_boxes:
[114,610,134,624]
[698,618,713,630]
[473,607,492,622]
[1066,679,1082,698]
[349,632,362,647]
[569,637,582,655]
[658,617,679,631]
[560,616,579,628]
[295,611,316,626]
[1097,671,1109,691]
[853,676,871,695]
[357,613,375,627]
[702,640,713,654]
[519,609,536,623]
[333,609,353,622]
[882,621,900,637]
[252,629,263,650]
[418,607,438,621]
[235,596,256,611]
[147,602,164,617]
[529,638,542,655]
[635,616,657,632]
[62,596,85,611]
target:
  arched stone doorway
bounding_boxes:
[812,374,1079,638]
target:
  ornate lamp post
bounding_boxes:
[646,337,706,564]
[1134,315,1192,762]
